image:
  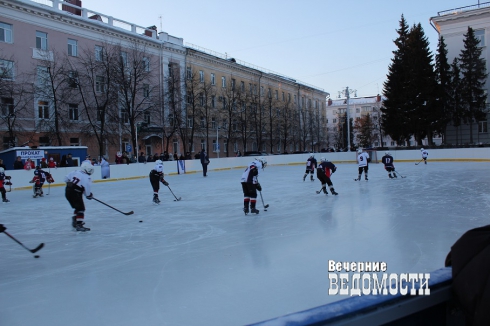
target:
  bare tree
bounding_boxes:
[164,62,183,154]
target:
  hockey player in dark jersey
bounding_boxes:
[381,151,397,179]
[30,166,53,197]
[303,154,317,181]
[240,160,262,214]
[149,160,169,204]
[0,167,11,203]
[316,157,338,195]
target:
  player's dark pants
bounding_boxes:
[385,167,395,172]
[317,174,333,187]
[65,184,85,222]
[0,186,6,200]
[149,173,161,193]
[304,169,314,174]
[358,166,368,175]
[202,163,208,176]
[241,182,257,209]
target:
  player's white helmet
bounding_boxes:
[258,157,267,169]
[320,157,327,162]
[420,148,424,151]
[0,167,4,173]
[155,159,163,164]
[310,154,315,159]
[81,161,94,175]
[357,148,363,154]
[385,151,390,156]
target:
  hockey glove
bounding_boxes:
[29,180,35,183]
[162,180,169,186]
[5,181,12,186]
[256,183,262,191]
[0,224,5,233]
[332,167,337,173]
[5,176,11,180]
[86,193,94,200]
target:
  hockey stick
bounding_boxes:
[167,185,181,201]
[92,197,134,215]
[415,159,423,165]
[316,187,325,194]
[393,171,406,178]
[3,231,44,254]
[259,191,269,210]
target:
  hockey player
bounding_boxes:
[0,167,11,203]
[241,160,262,215]
[303,154,317,181]
[381,151,397,179]
[421,148,429,164]
[64,162,94,231]
[317,158,338,195]
[149,160,169,204]
[355,148,370,181]
[30,166,53,197]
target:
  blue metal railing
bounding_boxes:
[438,2,490,16]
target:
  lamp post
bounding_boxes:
[338,87,356,151]
[216,124,220,158]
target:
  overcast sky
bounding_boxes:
[80,0,473,97]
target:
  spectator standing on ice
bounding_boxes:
[200,149,209,177]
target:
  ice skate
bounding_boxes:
[243,207,249,215]
[310,176,314,181]
[74,221,90,232]
[250,208,259,214]
[303,175,306,182]
[153,194,160,204]
[330,188,338,195]
[2,198,10,203]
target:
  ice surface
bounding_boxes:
[1,162,488,326]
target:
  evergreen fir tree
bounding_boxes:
[434,36,451,144]
[459,27,488,144]
[382,15,411,144]
[448,58,464,145]
[405,23,437,145]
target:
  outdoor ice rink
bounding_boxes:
[1,161,488,326]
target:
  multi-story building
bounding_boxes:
[430,2,490,145]
[0,0,327,161]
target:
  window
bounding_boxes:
[356,108,360,113]
[95,45,104,61]
[211,95,216,108]
[96,76,106,92]
[268,88,271,98]
[143,84,150,98]
[275,90,278,100]
[211,117,216,129]
[224,139,228,153]
[232,119,237,131]
[249,83,253,94]
[288,93,291,102]
[1,97,14,116]
[333,118,337,123]
[96,107,103,122]
[3,136,15,149]
[282,92,285,101]
[221,76,226,88]
[144,110,151,124]
[0,22,13,43]
[211,73,215,85]
[200,116,205,127]
[39,136,50,146]
[240,81,245,92]
[0,59,14,80]
[201,139,205,150]
[231,78,235,90]
[168,114,174,127]
[68,70,78,88]
[294,95,297,104]
[70,138,80,146]
[120,108,129,124]
[186,66,191,79]
[213,139,218,152]
[475,29,485,47]
[68,39,77,56]
[68,104,79,121]
[199,70,204,82]
[234,142,238,152]
[479,120,488,133]
[172,139,179,154]
[142,57,150,71]
[187,115,193,128]
[260,86,264,96]
[38,100,49,119]
[36,66,49,85]
[120,51,128,67]
[36,31,48,50]
[199,93,204,106]
[222,119,228,129]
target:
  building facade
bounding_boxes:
[0,0,327,162]
[431,2,490,145]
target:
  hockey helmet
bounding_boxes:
[385,151,391,156]
[0,167,4,173]
[357,148,363,154]
[320,157,327,162]
[420,148,424,151]
[155,159,163,164]
[258,157,267,169]
[310,154,315,159]
[81,161,94,175]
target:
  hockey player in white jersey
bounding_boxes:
[355,148,370,181]
[149,160,169,204]
[421,148,429,164]
[240,159,265,215]
[64,162,94,231]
